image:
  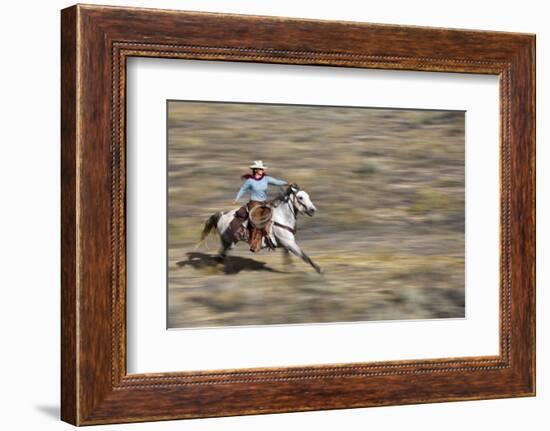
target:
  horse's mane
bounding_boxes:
[269,184,299,207]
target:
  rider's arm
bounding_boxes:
[235,180,251,201]
[266,176,288,186]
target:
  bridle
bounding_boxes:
[288,190,308,218]
[271,186,304,235]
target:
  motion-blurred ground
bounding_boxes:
[167,101,465,328]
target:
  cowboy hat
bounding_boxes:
[249,160,268,170]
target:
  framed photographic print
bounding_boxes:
[61,4,535,425]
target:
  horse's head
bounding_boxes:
[285,184,316,216]
[295,190,317,216]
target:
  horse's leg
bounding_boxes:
[284,239,323,274]
[282,248,293,267]
[218,229,235,260]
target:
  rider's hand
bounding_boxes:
[232,200,238,206]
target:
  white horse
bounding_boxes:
[200,184,323,274]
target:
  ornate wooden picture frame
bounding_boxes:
[61,4,535,425]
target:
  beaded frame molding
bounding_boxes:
[61,4,535,426]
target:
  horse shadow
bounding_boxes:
[176,252,285,275]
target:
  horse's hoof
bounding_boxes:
[316,266,324,274]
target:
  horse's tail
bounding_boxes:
[198,211,222,245]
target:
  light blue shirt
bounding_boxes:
[235,176,288,201]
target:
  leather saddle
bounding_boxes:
[248,203,273,229]
[231,202,275,251]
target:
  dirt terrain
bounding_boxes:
[167,101,465,328]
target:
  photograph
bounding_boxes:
[167,100,466,329]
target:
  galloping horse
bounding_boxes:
[200,184,323,274]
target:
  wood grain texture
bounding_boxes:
[60,5,78,425]
[60,4,535,425]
